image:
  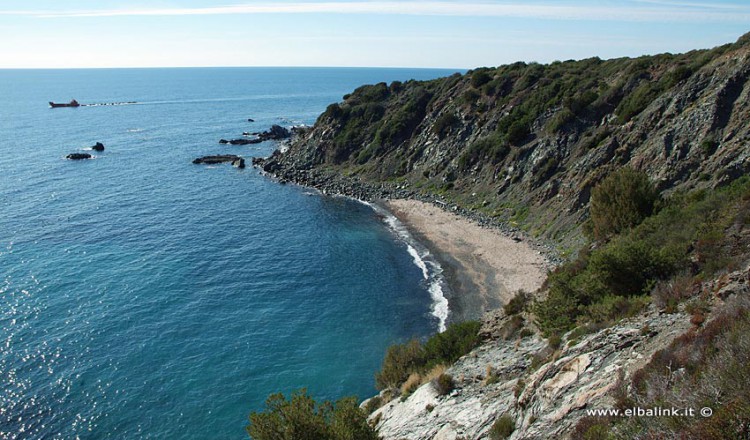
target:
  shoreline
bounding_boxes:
[254,160,555,324]
[381,199,551,323]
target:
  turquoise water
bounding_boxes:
[0,67,457,439]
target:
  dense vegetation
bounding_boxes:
[312,41,733,179]
[534,173,750,336]
[247,390,379,440]
[374,320,481,391]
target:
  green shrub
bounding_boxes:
[375,88,431,147]
[701,137,719,157]
[374,339,424,390]
[422,321,482,368]
[506,121,529,145]
[462,89,481,105]
[536,176,750,336]
[548,334,562,350]
[489,414,516,439]
[362,396,383,415]
[546,108,575,133]
[457,133,509,171]
[585,295,650,324]
[432,373,455,395]
[616,81,664,123]
[589,168,659,241]
[433,112,460,138]
[247,390,378,440]
[471,69,492,88]
[504,290,530,315]
[375,321,481,390]
[586,238,675,297]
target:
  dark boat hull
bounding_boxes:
[49,101,80,108]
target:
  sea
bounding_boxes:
[0,67,459,439]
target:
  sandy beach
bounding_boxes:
[384,199,550,322]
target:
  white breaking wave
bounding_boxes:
[366,202,450,332]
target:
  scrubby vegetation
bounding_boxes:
[576,297,750,439]
[489,414,516,439]
[375,321,481,390]
[246,389,379,440]
[535,174,750,336]
[588,168,660,241]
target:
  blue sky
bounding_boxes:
[1,1,749,68]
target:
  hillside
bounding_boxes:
[249,34,750,440]
[260,33,750,252]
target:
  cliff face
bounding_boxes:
[263,33,750,249]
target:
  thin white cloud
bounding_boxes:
[4,1,750,22]
[632,0,745,10]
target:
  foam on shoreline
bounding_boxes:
[365,201,450,332]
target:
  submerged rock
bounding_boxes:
[66,153,92,160]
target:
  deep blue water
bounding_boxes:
[0,67,458,439]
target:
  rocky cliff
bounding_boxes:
[254,33,750,439]
[260,33,750,251]
[365,264,749,440]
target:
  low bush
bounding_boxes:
[457,133,510,171]
[470,69,493,88]
[489,414,516,439]
[375,339,424,390]
[247,389,379,440]
[548,334,562,350]
[504,290,530,315]
[432,373,455,396]
[433,112,460,138]
[589,167,660,241]
[375,321,481,390]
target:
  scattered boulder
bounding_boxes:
[91,142,105,151]
[193,155,245,168]
[266,124,290,140]
[66,153,92,160]
[219,125,291,145]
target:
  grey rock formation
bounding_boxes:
[371,309,691,440]
[192,155,245,168]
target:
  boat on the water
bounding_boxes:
[49,99,80,108]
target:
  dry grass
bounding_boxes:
[423,364,447,383]
[400,372,422,397]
